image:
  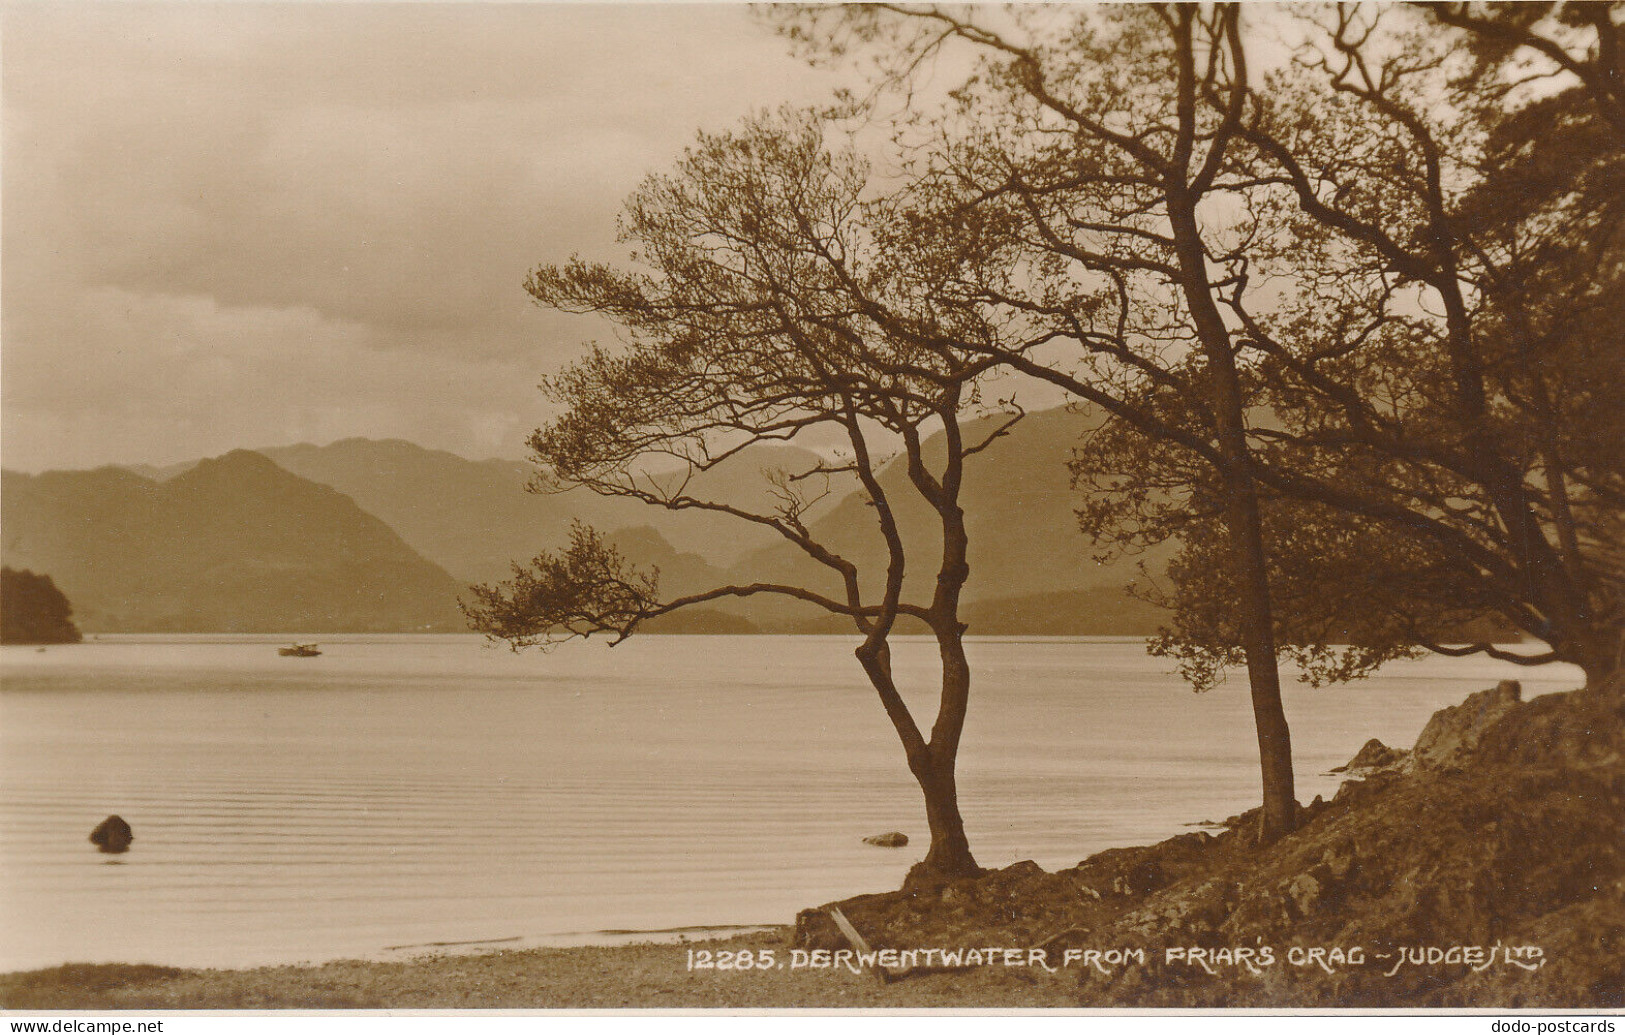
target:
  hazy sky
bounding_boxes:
[1,2,843,472]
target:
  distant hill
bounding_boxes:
[0,451,467,632]
[120,459,200,482]
[254,438,836,585]
[727,406,1172,633]
[964,588,1165,636]
[27,406,1172,636]
[603,525,726,598]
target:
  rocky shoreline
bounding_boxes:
[796,679,1625,1008]
[3,679,1620,1010]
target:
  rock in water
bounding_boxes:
[863,831,909,848]
[90,815,133,854]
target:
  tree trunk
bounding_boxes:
[917,621,980,879]
[1169,193,1299,843]
[912,751,981,879]
[1570,626,1624,694]
[855,640,981,881]
[1223,482,1298,843]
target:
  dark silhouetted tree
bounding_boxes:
[781,3,1305,839]
[464,113,1030,880]
[776,7,1625,844]
[1,567,83,645]
[1206,4,1625,688]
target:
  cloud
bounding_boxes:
[1,2,840,471]
[1,284,552,469]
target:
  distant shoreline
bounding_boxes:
[0,929,1088,1010]
[7,632,1548,645]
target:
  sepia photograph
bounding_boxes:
[1,0,1622,1016]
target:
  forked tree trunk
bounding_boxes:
[856,641,982,882]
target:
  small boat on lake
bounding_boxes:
[278,643,322,657]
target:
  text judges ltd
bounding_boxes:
[686,944,1550,977]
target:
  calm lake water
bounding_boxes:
[0,634,1583,971]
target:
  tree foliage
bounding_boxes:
[1216,3,1625,685]
[777,1,1625,691]
[461,523,659,647]
[1,567,83,645]
[781,2,1308,838]
[465,112,1034,878]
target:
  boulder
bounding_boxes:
[862,831,909,848]
[1284,872,1321,918]
[1409,680,1522,771]
[90,815,133,854]
[1329,737,1407,774]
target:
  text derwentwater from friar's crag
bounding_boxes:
[685,943,1551,978]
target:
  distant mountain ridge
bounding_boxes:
[238,413,1166,634]
[1,451,466,632]
[726,406,1172,635]
[5,408,1170,635]
[255,437,833,586]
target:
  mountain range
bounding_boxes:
[1,408,1169,635]
[1,451,465,632]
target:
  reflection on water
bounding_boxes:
[0,634,1582,970]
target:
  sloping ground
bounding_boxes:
[797,681,1625,1008]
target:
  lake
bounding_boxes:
[0,634,1583,971]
